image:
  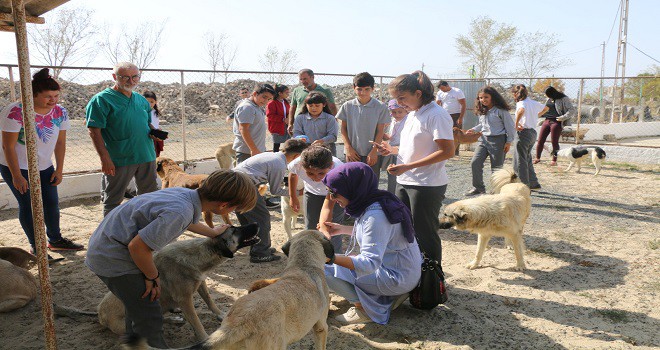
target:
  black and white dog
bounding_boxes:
[556,146,607,175]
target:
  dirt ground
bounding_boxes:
[0,157,658,350]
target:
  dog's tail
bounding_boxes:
[53,304,98,320]
[490,167,519,194]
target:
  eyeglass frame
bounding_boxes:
[116,73,141,82]
[326,187,337,199]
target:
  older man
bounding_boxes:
[436,81,466,156]
[287,68,337,134]
[86,62,159,216]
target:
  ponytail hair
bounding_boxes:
[274,84,289,100]
[32,68,60,96]
[511,84,528,102]
[388,70,435,105]
[142,90,161,117]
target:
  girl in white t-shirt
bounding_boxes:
[512,84,548,189]
[372,70,454,268]
[0,68,83,255]
[142,90,164,157]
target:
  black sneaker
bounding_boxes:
[465,188,485,196]
[250,254,282,263]
[48,237,84,251]
[264,197,280,210]
[529,184,542,191]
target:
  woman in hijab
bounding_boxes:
[322,162,422,325]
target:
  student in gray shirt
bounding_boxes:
[234,138,308,263]
[233,84,275,164]
[85,170,257,348]
[336,72,390,176]
[465,86,516,196]
[293,92,339,156]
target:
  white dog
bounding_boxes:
[439,168,531,271]
[282,177,306,239]
[556,146,606,175]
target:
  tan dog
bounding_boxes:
[0,255,37,313]
[99,224,260,341]
[156,157,229,226]
[439,168,531,271]
[215,142,235,169]
[0,247,37,269]
[453,127,481,151]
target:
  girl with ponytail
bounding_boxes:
[372,70,454,274]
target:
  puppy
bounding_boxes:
[215,142,235,170]
[556,146,606,175]
[99,224,260,341]
[156,157,230,226]
[281,176,306,239]
[122,230,334,350]
[0,257,37,313]
[439,168,531,271]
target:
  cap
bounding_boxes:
[388,99,403,110]
[294,135,310,143]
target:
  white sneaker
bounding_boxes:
[334,306,373,324]
[390,293,409,311]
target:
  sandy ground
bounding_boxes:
[0,157,658,350]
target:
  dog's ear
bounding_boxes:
[156,159,164,172]
[454,209,468,225]
[281,240,291,257]
[321,237,335,264]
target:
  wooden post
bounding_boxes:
[575,79,585,145]
[180,71,187,165]
[10,0,58,348]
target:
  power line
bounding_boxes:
[627,42,660,64]
[606,0,622,45]
[558,45,601,58]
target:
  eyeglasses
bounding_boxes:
[116,74,141,82]
[327,188,337,199]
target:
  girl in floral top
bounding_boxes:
[0,68,83,256]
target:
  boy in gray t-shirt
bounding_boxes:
[86,170,256,348]
[336,72,390,176]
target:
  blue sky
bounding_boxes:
[0,0,658,78]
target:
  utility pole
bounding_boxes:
[421,62,425,72]
[611,0,630,123]
[599,41,606,122]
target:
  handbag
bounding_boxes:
[409,251,448,310]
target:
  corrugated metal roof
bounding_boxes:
[0,0,68,31]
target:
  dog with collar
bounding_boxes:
[556,146,607,175]
[99,224,260,341]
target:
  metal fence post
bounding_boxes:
[575,79,585,145]
[638,80,644,123]
[8,65,16,101]
[180,70,187,165]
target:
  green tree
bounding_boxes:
[455,16,517,79]
[517,31,572,88]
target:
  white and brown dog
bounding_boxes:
[281,176,306,239]
[556,146,607,175]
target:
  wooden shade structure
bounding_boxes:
[1,1,69,349]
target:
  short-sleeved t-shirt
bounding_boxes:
[436,87,466,114]
[397,102,454,187]
[516,98,545,129]
[85,187,202,278]
[336,98,390,157]
[85,88,155,167]
[232,99,267,154]
[291,84,336,117]
[288,156,343,196]
[0,102,70,171]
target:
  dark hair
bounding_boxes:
[300,146,333,170]
[511,84,528,102]
[32,68,60,95]
[437,80,449,88]
[545,86,567,100]
[254,83,276,96]
[353,72,375,88]
[142,90,161,117]
[239,87,249,93]
[280,138,309,155]
[388,70,435,105]
[475,86,510,115]
[298,68,314,77]
[274,84,289,99]
[197,169,257,213]
[301,92,332,115]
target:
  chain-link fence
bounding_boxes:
[0,64,658,175]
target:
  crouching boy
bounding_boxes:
[85,170,257,348]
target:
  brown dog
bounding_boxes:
[155,157,229,226]
[0,251,37,313]
[453,127,481,152]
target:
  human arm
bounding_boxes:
[501,109,516,153]
[238,123,261,156]
[268,167,288,196]
[328,102,338,116]
[335,214,388,276]
[288,173,301,213]
[556,97,575,122]
[515,107,525,131]
[51,130,66,186]
[288,101,297,134]
[366,123,386,166]
[538,106,549,117]
[88,127,115,176]
[320,115,338,144]
[187,223,230,238]
[458,98,467,125]
[292,115,304,138]
[1,131,28,193]
[387,139,454,176]
[127,235,161,301]
[340,120,360,162]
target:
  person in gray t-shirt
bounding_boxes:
[233,84,276,164]
[85,170,256,348]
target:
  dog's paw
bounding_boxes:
[514,264,526,271]
[466,261,480,270]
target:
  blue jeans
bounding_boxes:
[0,164,62,247]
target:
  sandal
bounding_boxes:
[533,159,541,164]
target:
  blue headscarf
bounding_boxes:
[322,162,415,243]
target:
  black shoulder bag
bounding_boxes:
[409,251,448,310]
